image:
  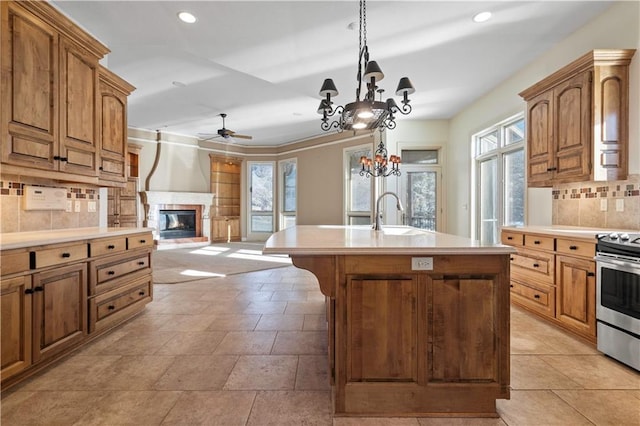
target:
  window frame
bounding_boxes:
[278,157,297,230]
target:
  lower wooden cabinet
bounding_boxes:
[32,263,87,363]
[1,275,32,381]
[211,216,240,242]
[509,279,555,318]
[556,254,596,336]
[89,275,152,333]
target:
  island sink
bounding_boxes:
[264,225,515,417]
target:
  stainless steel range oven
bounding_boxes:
[595,232,640,371]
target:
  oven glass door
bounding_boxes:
[596,255,640,336]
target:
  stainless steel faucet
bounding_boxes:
[373,192,404,231]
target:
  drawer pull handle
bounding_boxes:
[569,245,578,250]
[138,261,145,266]
[534,294,540,299]
[34,286,44,292]
[139,239,146,243]
[510,257,514,261]
[107,271,115,275]
[533,240,541,245]
[546,167,557,171]
[138,291,145,296]
[509,284,514,288]
[107,245,115,249]
[25,288,34,295]
[61,252,71,258]
[533,263,540,268]
[108,305,115,310]
[507,236,513,240]
[587,272,595,277]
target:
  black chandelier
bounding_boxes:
[359,138,401,178]
[316,0,415,134]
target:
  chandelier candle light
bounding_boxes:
[317,0,414,177]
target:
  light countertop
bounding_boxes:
[0,227,153,250]
[263,225,515,256]
[501,225,638,241]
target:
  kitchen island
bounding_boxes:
[264,225,515,417]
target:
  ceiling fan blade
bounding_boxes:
[231,134,253,140]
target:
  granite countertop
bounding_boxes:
[0,227,153,250]
[264,225,515,256]
[501,225,638,241]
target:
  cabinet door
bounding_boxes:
[555,255,596,337]
[553,70,592,182]
[430,277,497,382]
[526,90,555,186]
[1,3,58,170]
[32,263,87,363]
[347,278,417,382]
[98,76,128,183]
[1,275,32,381]
[58,38,99,177]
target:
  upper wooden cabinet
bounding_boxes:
[0,1,134,187]
[520,49,635,187]
[98,66,135,185]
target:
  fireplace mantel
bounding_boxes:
[140,191,215,244]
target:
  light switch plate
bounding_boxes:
[600,199,607,211]
[74,200,81,212]
[66,200,73,212]
[412,257,433,271]
[88,201,96,212]
[616,199,624,212]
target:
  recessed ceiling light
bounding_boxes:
[473,11,492,23]
[177,11,197,24]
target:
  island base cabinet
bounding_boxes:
[32,263,88,363]
[1,276,32,382]
[319,254,510,417]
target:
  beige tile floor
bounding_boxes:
[2,265,639,425]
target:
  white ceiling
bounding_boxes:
[52,0,614,146]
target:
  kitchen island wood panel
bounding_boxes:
[265,226,513,417]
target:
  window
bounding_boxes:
[473,116,525,244]
[399,149,442,231]
[279,159,296,229]
[344,145,373,225]
[248,161,275,235]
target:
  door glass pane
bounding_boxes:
[402,150,438,165]
[406,171,437,231]
[250,163,273,233]
[283,162,296,213]
[349,148,372,212]
[504,149,525,226]
[479,158,498,244]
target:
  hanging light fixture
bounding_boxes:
[317,0,415,132]
[316,0,414,177]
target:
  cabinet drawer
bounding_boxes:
[510,279,555,318]
[556,239,595,258]
[89,251,151,296]
[90,237,127,257]
[501,231,523,246]
[127,233,153,250]
[1,249,31,276]
[89,276,152,333]
[510,248,555,284]
[524,234,554,251]
[31,243,88,269]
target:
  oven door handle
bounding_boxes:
[595,254,640,271]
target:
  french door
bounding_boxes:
[399,165,442,231]
[247,161,275,240]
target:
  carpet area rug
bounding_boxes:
[152,242,291,284]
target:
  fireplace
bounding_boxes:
[159,209,196,239]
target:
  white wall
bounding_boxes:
[447,1,639,238]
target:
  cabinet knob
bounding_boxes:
[534,294,540,299]
[107,270,115,276]
[569,245,578,250]
[533,263,540,268]
[25,288,34,295]
[34,286,44,292]
[509,284,514,288]
[510,257,514,261]
[107,245,115,249]
[108,305,115,310]
[61,252,71,258]
[99,166,104,171]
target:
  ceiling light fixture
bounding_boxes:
[177,11,197,24]
[316,0,414,177]
[472,11,492,23]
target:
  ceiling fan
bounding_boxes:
[198,113,253,142]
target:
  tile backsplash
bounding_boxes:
[553,174,640,230]
[0,175,100,233]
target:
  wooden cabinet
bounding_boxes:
[108,177,139,227]
[0,230,153,389]
[98,66,135,185]
[32,263,87,363]
[1,275,32,381]
[502,228,597,342]
[520,49,635,187]
[210,155,242,242]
